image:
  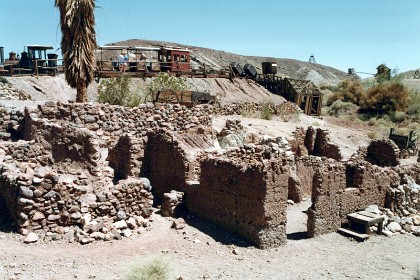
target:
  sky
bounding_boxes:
[0,0,419,78]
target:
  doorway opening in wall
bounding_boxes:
[286,198,311,240]
[0,194,15,233]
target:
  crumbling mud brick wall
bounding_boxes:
[289,127,308,157]
[307,158,400,237]
[24,114,110,178]
[292,156,324,202]
[108,135,146,180]
[142,128,217,200]
[313,128,342,161]
[185,149,290,249]
[291,126,342,161]
[289,126,343,202]
[366,139,400,167]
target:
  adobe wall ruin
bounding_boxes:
[307,156,420,237]
[185,148,290,248]
[366,139,400,167]
[291,126,342,161]
[1,101,419,246]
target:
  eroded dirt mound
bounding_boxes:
[1,75,285,105]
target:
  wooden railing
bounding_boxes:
[1,59,64,77]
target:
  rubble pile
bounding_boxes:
[364,204,420,237]
[0,82,32,101]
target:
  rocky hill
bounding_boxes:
[109,39,351,85]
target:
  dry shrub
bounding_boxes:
[124,255,173,280]
[327,100,358,117]
[327,79,365,106]
[367,131,378,139]
[260,101,274,120]
[392,111,406,123]
[239,104,259,118]
[362,82,409,114]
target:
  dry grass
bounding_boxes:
[124,255,174,280]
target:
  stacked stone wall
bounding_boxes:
[0,140,153,242]
[0,107,24,141]
[34,102,213,143]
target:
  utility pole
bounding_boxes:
[308,54,317,64]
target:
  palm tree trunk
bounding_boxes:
[76,84,88,103]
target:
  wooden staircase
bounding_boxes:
[338,211,385,241]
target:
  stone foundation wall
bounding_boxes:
[0,140,154,242]
[0,107,24,141]
[386,164,420,215]
[33,102,213,145]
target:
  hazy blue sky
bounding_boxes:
[1,0,419,77]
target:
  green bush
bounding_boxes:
[391,111,406,123]
[98,74,143,107]
[362,82,409,115]
[0,76,8,84]
[407,90,420,119]
[124,255,173,280]
[327,79,365,106]
[327,100,358,117]
[146,72,188,102]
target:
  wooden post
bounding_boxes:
[34,59,38,78]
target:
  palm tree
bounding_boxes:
[55,0,97,102]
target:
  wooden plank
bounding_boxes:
[347,213,372,223]
[357,211,379,219]
[338,228,370,240]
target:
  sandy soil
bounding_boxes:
[0,201,419,280]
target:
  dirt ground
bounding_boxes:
[0,200,419,280]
